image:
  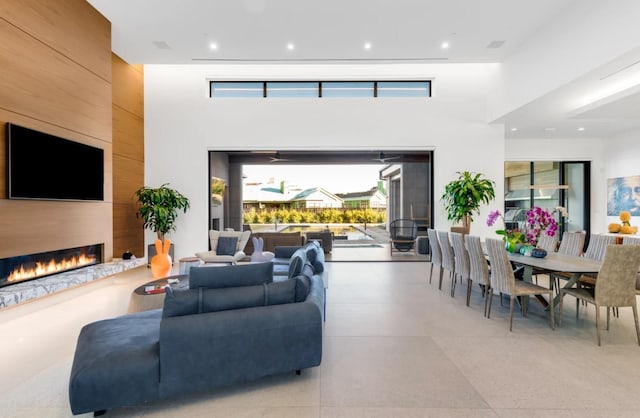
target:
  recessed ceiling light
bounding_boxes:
[511,127,518,132]
[287,43,295,51]
[577,127,585,131]
[209,42,218,50]
[364,42,372,50]
[441,41,450,49]
[544,127,556,131]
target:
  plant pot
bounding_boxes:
[150,240,173,278]
[147,243,174,266]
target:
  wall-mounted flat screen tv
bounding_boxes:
[6,123,104,201]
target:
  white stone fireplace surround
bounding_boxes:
[0,245,143,308]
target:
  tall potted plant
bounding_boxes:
[441,171,495,232]
[135,183,190,269]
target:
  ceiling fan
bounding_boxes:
[372,152,400,163]
[269,152,291,163]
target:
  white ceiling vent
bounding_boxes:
[152,41,171,50]
[486,40,505,49]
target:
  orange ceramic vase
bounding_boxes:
[150,239,172,278]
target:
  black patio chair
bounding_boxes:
[389,219,418,255]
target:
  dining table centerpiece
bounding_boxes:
[486,209,525,252]
[523,206,560,247]
[487,206,564,253]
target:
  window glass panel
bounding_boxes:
[322,81,374,97]
[266,82,318,98]
[211,82,263,98]
[532,161,560,212]
[377,81,431,97]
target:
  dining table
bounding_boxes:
[507,251,602,308]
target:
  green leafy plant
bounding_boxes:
[441,171,496,229]
[135,183,191,241]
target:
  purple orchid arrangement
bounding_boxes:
[524,206,558,245]
[486,209,524,244]
[488,206,563,246]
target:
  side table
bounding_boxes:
[127,274,188,313]
[179,256,202,275]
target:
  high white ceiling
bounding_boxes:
[88,0,640,140]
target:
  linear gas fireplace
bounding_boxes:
[0,244,103,288]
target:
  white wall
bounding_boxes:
[505,136,607,233]
[144,63,504,259]
[488,0,640,121]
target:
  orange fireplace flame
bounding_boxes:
[7,254,96,282]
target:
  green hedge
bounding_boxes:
[242,208,386,224]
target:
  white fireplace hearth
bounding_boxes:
[0,259,145,308]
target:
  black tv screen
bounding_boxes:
[6,123,104,201]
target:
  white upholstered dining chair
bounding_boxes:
[485,238,555,331]
[437,230,456,296]
[450,232,470,299]
[549,231,587,290]
[465,235,491,315]
[559,244,640,346]
[427,229,442,286]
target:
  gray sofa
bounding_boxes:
[272,241,328,320]
[68,261,323,416]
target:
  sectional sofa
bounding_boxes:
[68,261,323,415]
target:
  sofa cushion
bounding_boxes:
[164,279,297,317]
[216,236,238,255]
[69,309,162,414]
[288,249,307,278]
[294,275,311,302]
[265,280,297,305]
[304,243,325,273]
[189,262,273,289]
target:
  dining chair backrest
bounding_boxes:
[465,235,490,286]
[427,229,442,266]
[622,235,640,245]
[583,234,617,261]
[595,245,640,307]
[486,238,515,295]
[437,230,455,272]
[450,232,470,280]
[536,233,558,252]
[557,231,586,256]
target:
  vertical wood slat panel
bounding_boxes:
[0,20,112,142]
[112,55,144,118]
[112,154,144,204]
[0,199,113,260]
[0,0,112,82]
[0,1,114,262]
[112,54,145,259]
[113,106,144,161]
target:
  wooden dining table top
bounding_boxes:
[506,251,601,274]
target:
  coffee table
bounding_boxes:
[127,274,188,313]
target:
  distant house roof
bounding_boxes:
[243,183,343,207]
[336,187,387,208]
[337,186,382,199]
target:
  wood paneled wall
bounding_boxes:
[112,54,144,259]
[0,0,114,260]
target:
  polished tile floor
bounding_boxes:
[2,260,640,417]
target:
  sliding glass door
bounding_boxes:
[504,161,590,241]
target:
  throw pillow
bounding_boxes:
[294,275,311,302]
[288,249,306,278]
[216,236,238,256]
[189,262,273,289]
[163,279,296,317]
